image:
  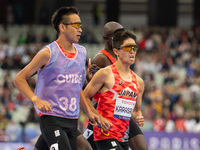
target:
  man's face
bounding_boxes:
[117,38,137,65]
[62,14,82,43]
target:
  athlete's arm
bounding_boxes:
[92,53,112,68]
[86,53,112,82]
[80,89,100,126]
[132,74,145,127]
[84,67,113,130]
[13,47,52,113]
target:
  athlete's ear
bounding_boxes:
[113,48,119,56]
[59,23,66,33]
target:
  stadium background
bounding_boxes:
[0,0,200,149]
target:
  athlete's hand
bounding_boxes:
[32,97,52,113]
[135,115,144,127]
[99,116,112,131]
[87,58,101,80]
[88,112,100,126]
[132,110,144,127]
[86,58,93,80]
[89,64,98,74]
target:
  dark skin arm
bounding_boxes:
[92,53,113,68]
[87,53,113,81]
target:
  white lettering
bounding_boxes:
[56,74,65,83]
[183,138,189,149]
[59,97,69,110]
[71,74,74,83]
[59,97,77,112]
[56,74,82,84]
[66,74,70,83]
[190,138,200,149]
[149,137,159,149]
[147,135,200,150]
[75,75,81,83]
[160,138,170,149]
[172,137,182,150]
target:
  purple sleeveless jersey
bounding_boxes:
[34,41,86,119]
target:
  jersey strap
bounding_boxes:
[99,49,116,64]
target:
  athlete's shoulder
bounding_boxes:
[92,52,112,68]
[98,65,112,76]
[93,52,108,61]
[37,46,50,58]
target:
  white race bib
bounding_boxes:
[50,143,59,150]
[113,98,136,120]
[83,128,93,139]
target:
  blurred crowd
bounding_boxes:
[134,25,200,133]
[0,24,200,142]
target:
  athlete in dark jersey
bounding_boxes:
[82,22,149,150]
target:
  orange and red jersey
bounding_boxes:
[93,64,139,142]
[93,49,116,102]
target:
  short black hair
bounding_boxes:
[112,30,137,49]
[51,6,79,34]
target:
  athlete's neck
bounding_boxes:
[115,61,130,74]
[56,39,75,53]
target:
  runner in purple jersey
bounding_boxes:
[13,6,99,150]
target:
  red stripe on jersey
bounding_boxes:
[99,49,116,64]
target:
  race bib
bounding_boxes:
[113,98,136,120]
[50,143,59,150]
[83,128,93,139]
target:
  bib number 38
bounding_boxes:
[59,97,77,112]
